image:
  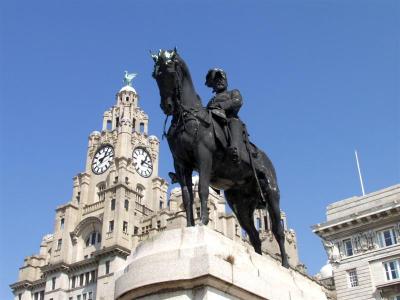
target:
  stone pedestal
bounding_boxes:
[115,226,327,300]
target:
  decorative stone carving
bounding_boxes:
[322,240,341,263]
[395,223,400,238]
[286,229,296,245]
[120,117,132,126]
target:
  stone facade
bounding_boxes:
[11,81,302,300]
[313,185,400,300]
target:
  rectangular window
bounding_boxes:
[109,220,114,232]
[91,232,96,245]
[90,270,96,283]
[71,275,76,288]
[77,296,81,300]
[105,260,110,274]
[111,199,116,210]
[378,228,398,248]
[124,199,129,211]
[34,292,39,300]
[85,272,90,285]
[56,239,62,250]
[51,277,56,290]
[384,259,400,281]
[88,292,93,300]
[157,221,161,229]
[256,217,261,231]
[83,293,87,300]
[40,291,44,300]
[388,295,400,300]
[347,269,359,287]
[264,216,269,231]
[343,239,353,256]
[159,200,163,209]
[79,273,84,286]
[123,221,128,233]
[60,218,65,230]
[134,226,139,235]
[18,294,22,300]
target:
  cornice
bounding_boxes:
[92,245,131,259]
[56,202,79,212]
[9,278,46,291]
[41,262,69,276]
[68,257,98,272]
[313,202,400,237]
[10,280,32,291]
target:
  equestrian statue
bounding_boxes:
[151,48,289,268]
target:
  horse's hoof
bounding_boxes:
[201,216,209,225]
[282,260,290,269]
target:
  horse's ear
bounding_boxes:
[149,50,158,63]
[171,46,178,59]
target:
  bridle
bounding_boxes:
[159,58,199,140]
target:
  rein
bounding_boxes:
[162,61,200,141]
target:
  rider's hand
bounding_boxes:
[209,103,221,109]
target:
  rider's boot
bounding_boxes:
[228,118,242,164]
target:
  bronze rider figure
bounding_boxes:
[205,68,243,163]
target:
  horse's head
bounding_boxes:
[151,48,182,116]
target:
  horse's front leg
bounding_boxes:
[175,162,194,227]
[198,148,212,225]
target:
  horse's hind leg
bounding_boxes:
[175,163,194,227]
[266,186,289,268]
[225,190,261,254]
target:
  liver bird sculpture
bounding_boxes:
[123,71,137,86]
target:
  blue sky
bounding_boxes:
[1,0,399,298]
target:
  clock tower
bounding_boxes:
[10,74,168,300]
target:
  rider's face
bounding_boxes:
[212,75,227,92]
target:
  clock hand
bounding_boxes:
[142,162,153,168]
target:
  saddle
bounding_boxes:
[192,107,259,161]
[194,108,228,149]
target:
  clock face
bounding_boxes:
[132,147,153,178]
[92,145,114,175]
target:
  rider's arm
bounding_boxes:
[218,89,243,111]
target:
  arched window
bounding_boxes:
[85,231,101,247]
[132,118,136,133]
[135,185,144,203]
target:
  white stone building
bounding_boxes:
[10,78,302,300]
[313,184,400,300]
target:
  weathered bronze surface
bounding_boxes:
[152,49,289,268]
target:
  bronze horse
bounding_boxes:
[152,49,289,268]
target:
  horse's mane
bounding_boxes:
[175,53,195,87]
[174,53,202,107]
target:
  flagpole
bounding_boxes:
[355,150,365,196]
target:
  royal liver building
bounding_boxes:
[10,76,301,300]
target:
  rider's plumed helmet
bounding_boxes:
[205,68,227,87]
